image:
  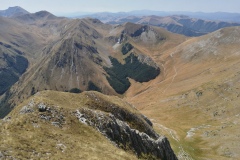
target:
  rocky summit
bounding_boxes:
[0,90,177,159]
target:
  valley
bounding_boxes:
[0,6,240,160]
[125,27,240,159]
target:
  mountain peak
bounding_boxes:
[0,6,29,17]
[8,6,23,9]
[34,10,56,19]
[12,10,58,23]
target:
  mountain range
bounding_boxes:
[83,14,240,37]
[0,6,240,159]
[78,10,240,23]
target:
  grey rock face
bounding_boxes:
[19,99,35,114]
[19,105,34,114]
[16,92,177,159]
[38,103,47,112]
[75,108,177,160]
[85,92,159,139]
[0,151,4,159]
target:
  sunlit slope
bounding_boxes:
[126,26,240,159]
[0,90,177,159]
[1,19,186,118]
[0,91,138,159]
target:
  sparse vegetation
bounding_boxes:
[0,90,166,159]
[0,110,137,159]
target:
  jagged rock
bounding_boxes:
[36,105,65,127]
[75,108,177,160]
[86,92,159,138]
[137,54,159,68]
[38,103,47,112]
[0,151,4,159]
[5,91,177,159]
[141,114,153,126]
[2,116,11,122]
[19,99,35,114]
[19,106,34,114]
[75,110,87,124]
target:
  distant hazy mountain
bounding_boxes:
[129,10,240,22]
[79,10,240,23]
[13,10,60,24]
[106,15,240,37]
[176,11,240,23]
[77,11,240,37]
[0,6,29,17]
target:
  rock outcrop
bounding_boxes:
[75,108,177,159]
[5,91,177,160]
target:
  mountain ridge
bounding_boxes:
[0,90,177,159]
[0,13,187,118]
[105,15,240,37]
[1,7,240,159]
[125,26,240,159]
[78,10,240,23]
[0,6,29,17]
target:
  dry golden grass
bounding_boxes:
[125,27,240,159]
[0,91,138,159]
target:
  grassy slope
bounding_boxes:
[125,27,240,159]
[0,90,138,159]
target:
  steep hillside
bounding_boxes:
[0,43,28,95]
[0,10,185,159]
[0,15,56,98]
[0,13,70,103]
[0,90,177,159]
[80,11,240,23]
[107,15,240,37]
[0,17,186,118]
[126,26,240,159]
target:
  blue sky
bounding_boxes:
[0,0,239,15]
